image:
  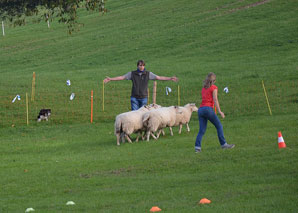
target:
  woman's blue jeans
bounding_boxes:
[195,106,227,150]
[130,97,148,111]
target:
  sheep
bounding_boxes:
[114,104,161,146]
[174,103,198,134]
[142,106,182,141]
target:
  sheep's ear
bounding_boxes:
[153,103,161,108]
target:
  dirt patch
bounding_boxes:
[199,0,271,22]
[228,0,271,13]
[79,167,135,178]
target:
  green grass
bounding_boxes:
[1,0,298,212]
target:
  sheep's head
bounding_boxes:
[149,103,162,109]
[174,106,183,114]
[140,105,151,111]
[185,103,198,112]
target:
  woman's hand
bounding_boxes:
[219,111,225,118]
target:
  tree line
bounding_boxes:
[0,0,106,33]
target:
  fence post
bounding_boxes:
[26,93,29,125]
[147,88,150,105]
[31,72,36,101]
[153,81,157,104]
[46,14,50,28]
[2,21,4,36]
[91,90,93,123]
[262,80,272,115]
[178,85,180,106]
[102,80,105,112]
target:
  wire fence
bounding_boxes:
[0,78,297,128]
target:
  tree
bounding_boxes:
[0,0,107,33]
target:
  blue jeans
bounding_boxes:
[130,97,148,111]
[195,106,227,150]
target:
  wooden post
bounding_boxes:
[102,80,105,112]
[91,90,93,123]
[31,72,35,101]
[2,21,5,36]
[26,93,29,125]
[178,85,180,106]
[46,15,50,28]
[147,88,150,105]
[153,81,157,104]
[262,80,272,115]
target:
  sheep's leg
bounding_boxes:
[151,132,157,140]
[156,130,162,139]
[141,131,146,141]
[179,124,182,134]
[135,131,142,142]
[186,123,190,132]
[125,135,133,143]
[121,133,125,143]
[161,129,165,136]
[169,127,173,136]
[116,134,121,146]
[146,131,151,141]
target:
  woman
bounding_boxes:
[195,72,235,153]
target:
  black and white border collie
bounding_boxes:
[37,109,51,122]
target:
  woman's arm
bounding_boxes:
[213,89,225,118]
[103,75,126,83]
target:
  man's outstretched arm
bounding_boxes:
[103,75,126,83]
[155,76,178,82]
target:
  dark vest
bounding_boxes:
[131,70,150,98]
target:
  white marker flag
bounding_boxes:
[166,87,172,95]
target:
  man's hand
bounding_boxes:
[103,77,111,83]
[171,76,179,82]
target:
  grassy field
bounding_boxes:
[1,0,298,212]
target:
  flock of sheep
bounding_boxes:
[114,103,199,145]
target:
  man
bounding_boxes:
[103,60,179,110]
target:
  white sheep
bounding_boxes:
[114,104,161,146]
[174,103,198,134]
[142,106,182,141]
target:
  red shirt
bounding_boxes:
[200,85,217,108]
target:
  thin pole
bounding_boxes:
[91,90,93,123]
[262,80,272,115]
[102,80,105,111]
[2,21,5,36]
[153,81,157,104]
[178,85,180,106]
[31,72,36,101]
[26,93,29,125]
[47,16,50,28]
[147,88,150,105]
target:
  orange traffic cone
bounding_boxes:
[150,206,162,212]
[278,131,286,149]
[199,198,211,204]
